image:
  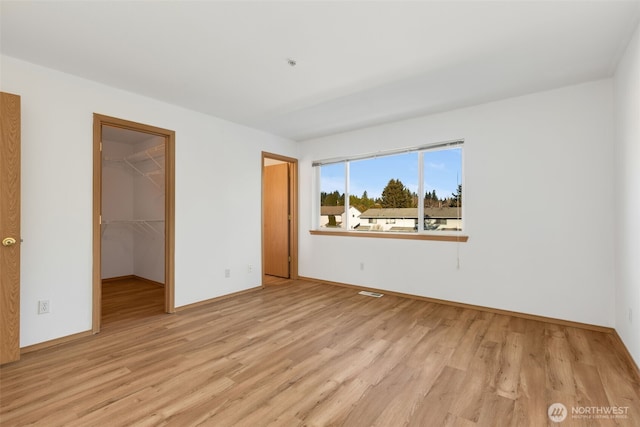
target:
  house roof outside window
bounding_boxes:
[320,206,360,216]
[360,207,460,219]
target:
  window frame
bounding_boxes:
[312,140,468,242]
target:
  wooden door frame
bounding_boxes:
[92,114,175,333]
[261,152,298,283]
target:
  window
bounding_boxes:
[314,141,463,235]
[319,163,346,229]
[424,146,462,232]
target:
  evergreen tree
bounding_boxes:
[349,194,362,212]
[424,189,440,208]
[350,191,375,213]
[322,190,344,206]
[320,191,328,205]
[362,190,370,205]
[449,184,462,207]
[409,190,418,208]
[380,179,413,208]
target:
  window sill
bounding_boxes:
[309,230,469,242]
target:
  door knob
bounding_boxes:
[2,237,17,247]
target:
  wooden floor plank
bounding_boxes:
[1,278,639,426]
[450,340,501,423]
[495,331,524,400]
[511,319,548,426]
[409,366,469,426]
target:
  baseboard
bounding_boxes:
[134,276,164,287]
[21,330,93,355]
[175,286,262,312]
[102,274,135,282]
[298,276,615,334]
[102,275,164,287]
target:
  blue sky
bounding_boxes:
[321,148,461,201]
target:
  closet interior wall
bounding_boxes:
[101,130,165,285]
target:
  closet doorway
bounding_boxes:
[92,114,175,333]
[262,152,298,284]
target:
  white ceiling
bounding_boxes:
[2,1,639,141]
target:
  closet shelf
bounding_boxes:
[103,144,165,190]
[126,144,164,163]
[101,219,164,236]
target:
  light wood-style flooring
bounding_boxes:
[101,277,165,331]
[1,279,639,426]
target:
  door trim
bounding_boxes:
[92,114,175,334]
[261,152,298,284]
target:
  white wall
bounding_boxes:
[101,140,135,278]
[1,55,298,347]
[614,22,640,366]
[299,80,615,327]
[132,136,166,284]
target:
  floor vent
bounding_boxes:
[358,291,384,298]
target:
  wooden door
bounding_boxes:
[0,92,21,364]
[263,163,289,278]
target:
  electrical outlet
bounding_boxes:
[38,300,50,314]
[224,269,231,278]
[360,262,364,271]
[247,264,253,273]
